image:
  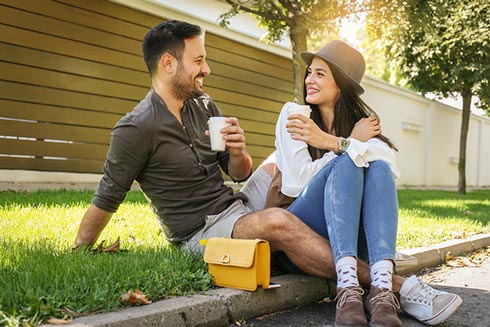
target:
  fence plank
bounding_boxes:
[206,46,292,81]
[0,139,108,161]
[1,5,142,55]
[1,0,150,39]
[0,25,145,71]
[0,81,138,114]
[1,62,147,101]
[0,120,111,145]
[208,59,293,94]
[0,100,121,129]
[206,33,292,70]
[0,43,149,87]
[0,157,104,174]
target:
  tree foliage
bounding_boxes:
[219,0,359,101]
[367,0,489,112]
[366,0,490,194]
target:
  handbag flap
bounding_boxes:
[203,238,264,268]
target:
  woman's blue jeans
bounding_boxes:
[287,154,398,266]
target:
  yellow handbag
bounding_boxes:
[203,238,271,291]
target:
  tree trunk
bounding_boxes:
[458,88,472,194]
[289,16,308,103]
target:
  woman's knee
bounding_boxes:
[366,160,394,181]
[369,160,391,172]
[331,154,363,180]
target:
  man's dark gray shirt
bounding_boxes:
[92,89,246,243]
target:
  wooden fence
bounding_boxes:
[0,0,293,175]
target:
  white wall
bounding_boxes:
[362,76,490,188]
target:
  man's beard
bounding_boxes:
[170,69,204,100]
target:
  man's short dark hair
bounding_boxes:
[142,20,202,76]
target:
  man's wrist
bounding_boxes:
[228,150,252,181]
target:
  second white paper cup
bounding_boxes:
[208,117,230,152]
[285,102,311,121]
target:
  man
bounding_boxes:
[73,20,461,326]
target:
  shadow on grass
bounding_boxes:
[0,189,147,207]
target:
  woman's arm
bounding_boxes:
[276,104,400,198]
[275,103,337,197]
[346,137,400,179]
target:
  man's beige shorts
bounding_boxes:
[182,168,272,254]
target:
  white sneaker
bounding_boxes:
[395,251,417,267]
[400,275,463,325]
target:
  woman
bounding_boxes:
[273,40,402,327]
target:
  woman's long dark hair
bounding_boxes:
[303,62,397,159]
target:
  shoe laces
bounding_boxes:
[406,279,441,304]
[335,287,364,309]
[369,289,400,310]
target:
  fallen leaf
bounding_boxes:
[93,237,120,253]
[121,289,152,305]
[61,307,80,318]
[451,231,465,239]
[47,317,72,324]
[445,248,488,268]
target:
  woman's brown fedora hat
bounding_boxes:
[301,40,366,95]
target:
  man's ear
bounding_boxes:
[160,53,175,73]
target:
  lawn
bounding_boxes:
[1,188,489,326]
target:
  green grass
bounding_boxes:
[0,190,212,327]
[1,189,489,326]
[397,189,490,249]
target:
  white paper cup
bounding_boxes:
[208,117,230,152]
[285,102,311,122]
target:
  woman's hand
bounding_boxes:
[350,116,381,142]
[286,114,337,150]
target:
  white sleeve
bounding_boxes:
[346,137,401,179]
[275,103,337,197]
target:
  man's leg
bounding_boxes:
[237,153,407,292]
[232,208,372,286]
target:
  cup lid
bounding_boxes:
[208,116,227,123]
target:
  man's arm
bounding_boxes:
[223,117,253,181]
[228,148,253,181]
[72,204,113,249]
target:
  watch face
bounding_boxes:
[339,138,350,151]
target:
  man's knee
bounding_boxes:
[259,162,276,177]
[234,207,293,236]
[261,207,294,230]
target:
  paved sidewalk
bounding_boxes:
[43,233,490,327]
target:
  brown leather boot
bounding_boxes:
[334,286,369,327]
[365,285,403,327]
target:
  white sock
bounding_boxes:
[336,256,359,289]
[371,260,393,290]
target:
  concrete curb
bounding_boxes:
[395,233,490,276]
[43,234,490,327]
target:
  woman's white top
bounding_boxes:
[275,102,401,197]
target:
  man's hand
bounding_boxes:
[349,116,382,142]
[220,117,246,156]
[72,204,113,251]
[217,117,252,181]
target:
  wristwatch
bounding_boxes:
[337,137,351,154]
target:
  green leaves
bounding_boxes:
[367,0,490,113]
